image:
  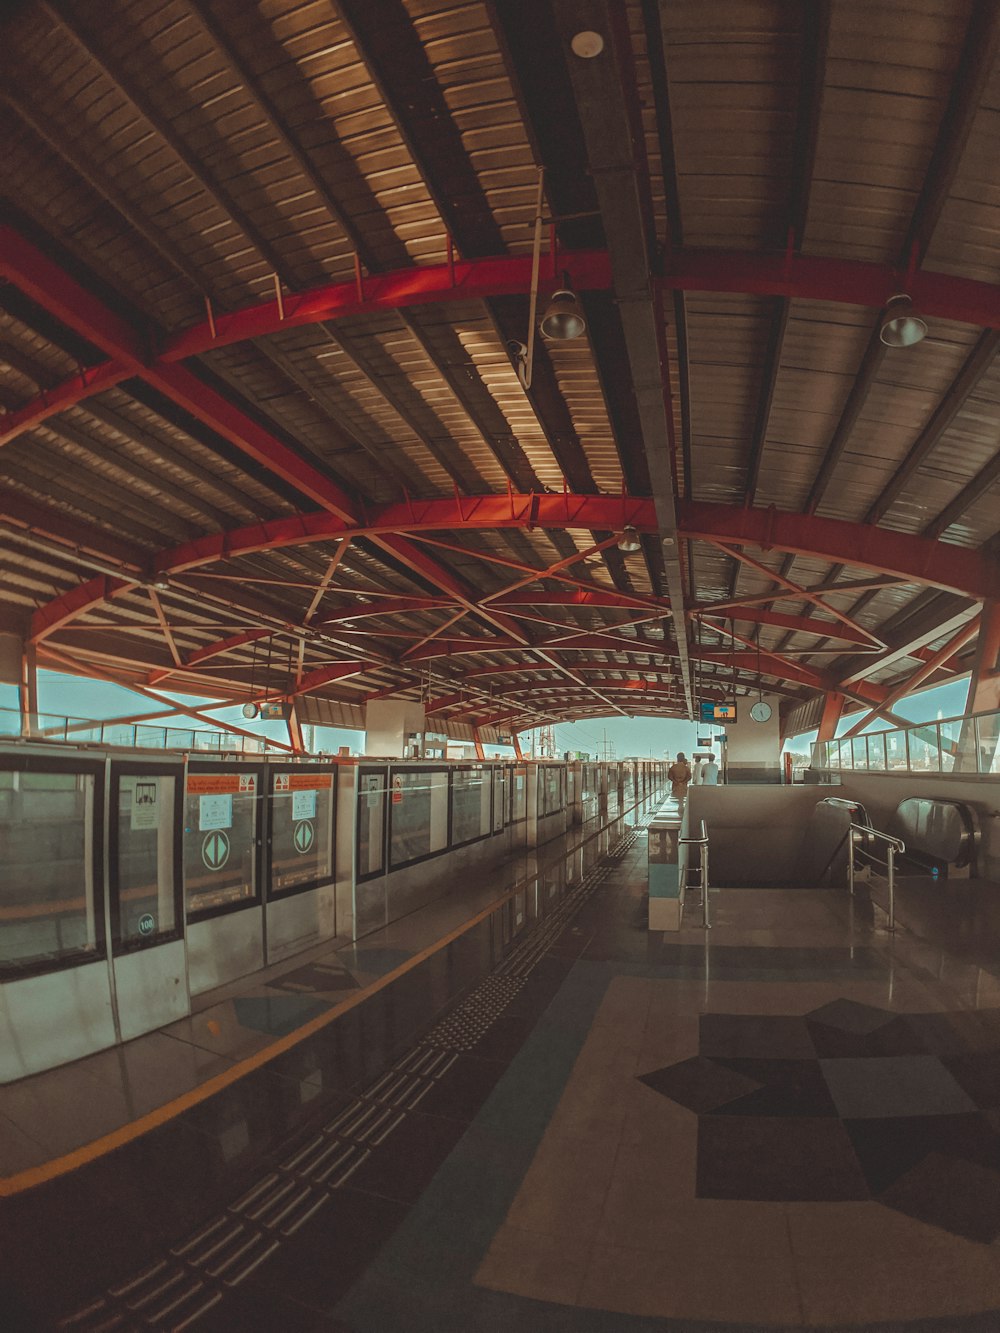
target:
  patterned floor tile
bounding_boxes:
[821,1055,979,1119]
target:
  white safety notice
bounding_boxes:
[292,789,316,820]
[130,779,159,831]
[366,775,381,809]
[199,793,233,831]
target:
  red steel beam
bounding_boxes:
[29,495,1000,646]
[691,604,875,647]
[0,484,144,570]
[286,662,369,697]
[148,497,1000,602]
[5,228,1000,449]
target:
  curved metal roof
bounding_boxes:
[1,0,999,740]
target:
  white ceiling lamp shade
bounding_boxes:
[879,294,928,348]
[617,524,642,554]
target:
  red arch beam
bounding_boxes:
[148,495,1000,601]
[30,497,1000,642]
[5,229,1000,446]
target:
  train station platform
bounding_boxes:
[10,796,1000,1330]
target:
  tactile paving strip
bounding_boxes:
[57,814,655,1330]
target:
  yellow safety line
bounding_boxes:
[1,796,652,1197]
[0,870,535,1195]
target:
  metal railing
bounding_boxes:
[848,822,905,932]
[0,706,291,756]
[813,707,1000,777]
[679,818,711,928]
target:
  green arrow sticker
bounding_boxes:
[201,829,231,870]
[292,820,314,854]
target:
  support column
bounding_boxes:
[472,727,485,761]
[1,633,36,737]
[364,699,426,757]
[958,601,1000,771]
[812,690,845,766]
[286,701,305,754]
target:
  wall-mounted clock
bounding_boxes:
[749,700,772,723]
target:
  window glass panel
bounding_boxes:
[357,767,386,878]
[907,727,941,772]
[838,739,853,769]
[886,730,909,771]
[513,767,526,821]
[0,769,98,968]
[938,719,962,773]
[492,769,504,833]
[851,736,868,769]
[452,768,487,844]
[389,769,447,868]
[867,733,887,770]
[504,767,513,825]
[976,713,1000,773]
[270,773,333,893]
[184,772,257,915]
[116,774,176,943]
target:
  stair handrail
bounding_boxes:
[679,819,710,928]
[848,822,905,932]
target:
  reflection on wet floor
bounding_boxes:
[16,794,1000,1330]
[0,813,620,1176]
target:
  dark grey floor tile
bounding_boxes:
[941,1050,1000,1109]
[907,1009,1000,1055]
[821,1055,979,1119]
[807,997,895,1034]
[844,1112,1000,1195]
[807,1013,930,1058]
[880,1151,1000,1243]
[711,1060,839,1118]
[637,1055,762,1113]
[697,1114,870,1200]
[700,1012,816,1059]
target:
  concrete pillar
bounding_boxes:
[958,601,1000,772]
[525,765,539,846]
[0,632,35,736]
[364,699,426,757]
[722,694,782,783]
[569,760,583,825]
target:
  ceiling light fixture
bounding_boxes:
[571,30,605,58]
[879,294,927,348]
[150,576,170,592]
[617,525,642,554]
[540,283,587,340]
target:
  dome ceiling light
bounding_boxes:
[879,294,927,348]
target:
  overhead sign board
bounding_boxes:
[699,701,737,723]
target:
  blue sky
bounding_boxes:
[1,669,973,758]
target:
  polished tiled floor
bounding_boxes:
[0,835,578,1178]
[334,827,1000,1331]
[14,802,1000,1330]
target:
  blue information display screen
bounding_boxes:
[699,701,737,722]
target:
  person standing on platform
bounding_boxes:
[691,755,705,785]
[702,753,720,785]
[668,752,692,809]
